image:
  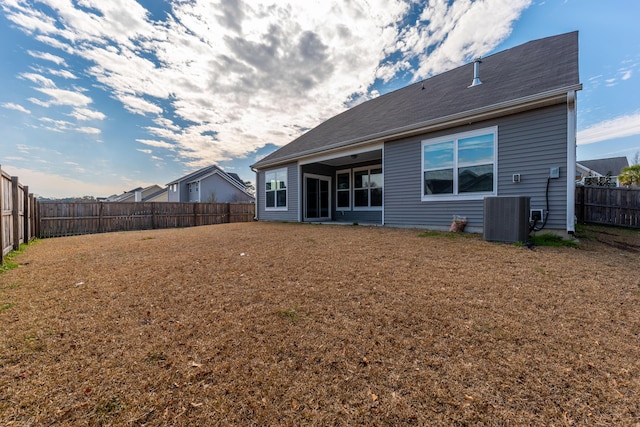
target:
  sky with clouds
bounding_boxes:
[1,0,639,198]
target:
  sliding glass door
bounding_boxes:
[304,174,331,221]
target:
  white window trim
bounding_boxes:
[421,127,497,202]
[265,167,288,211]
[352,164,383,211]
[336,168,351,211]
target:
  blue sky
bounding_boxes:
[1,0,639,198]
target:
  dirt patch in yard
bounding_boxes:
[1,222,639,426]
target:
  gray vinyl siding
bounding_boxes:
[334,209,382,224]
[199,174,252,203]
[384,104,568,231]
[257,163,299,222]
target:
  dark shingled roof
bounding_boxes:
[578,157,630,176]
[253,31,580,169]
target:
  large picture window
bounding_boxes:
[422,127,496,200]
[265,168,287,210]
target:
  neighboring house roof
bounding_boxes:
[576,156,629,177]
[227,172,244,186]
[167,165,253,198]
[106,185,166,202]
[145,187,168,202]
[252,31,581,169]
[166,165,219,186]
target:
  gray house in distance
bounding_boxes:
[167,165,254,203]
[576,156,629,186]
[251,32,582,234]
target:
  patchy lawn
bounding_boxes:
[1,222,639,426]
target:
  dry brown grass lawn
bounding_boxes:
[1,222,639,426]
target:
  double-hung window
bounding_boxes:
[336,170,351,209]
[422,127,496,200]
[353,166,383,209]
[265,168,287,210]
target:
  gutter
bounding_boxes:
[252,84,583,170]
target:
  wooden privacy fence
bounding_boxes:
[575,186,640,228]
[1,166,37,265]
[38,202,255,238]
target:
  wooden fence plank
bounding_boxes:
[37,202,255,238]
[575,186,640,228]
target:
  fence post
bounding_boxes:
[0,166,4,265]
[11,177,20,250]
[98,202,103,233]
[31,195,37,240]
[193,202,198,227]
[575,186,583,223]
[22,185,29,242]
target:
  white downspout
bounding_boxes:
[251,167,258,220]
[381,145,385,226]
[297,163,302,222]
[566,90,577,234]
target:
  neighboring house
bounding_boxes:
[576,156,629,187]
[251,32,582,234]
[106,185,168,202]
[167,165,254,203]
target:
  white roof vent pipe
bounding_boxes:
[468,57,482,87]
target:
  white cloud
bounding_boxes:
[578,112,640,145]
[27,97,49,107]
[27,50,66,65]
[137,139,175,150]
[38,116,101,134]
[47,68,78,79]
[116,93,163,116]
[16,144,31,153]
[76,126,101,134]
[19,72,56,87]
[69,107,106,121]
[2,102,31,114]
[3,0,533,170]
[406,0,533,80]
[34,87,93,107]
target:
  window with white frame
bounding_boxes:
[422,127,496,200]
[188,182,199,193]
[336,169,351,209]
[353,166,383,209]
[265,168,287,210]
